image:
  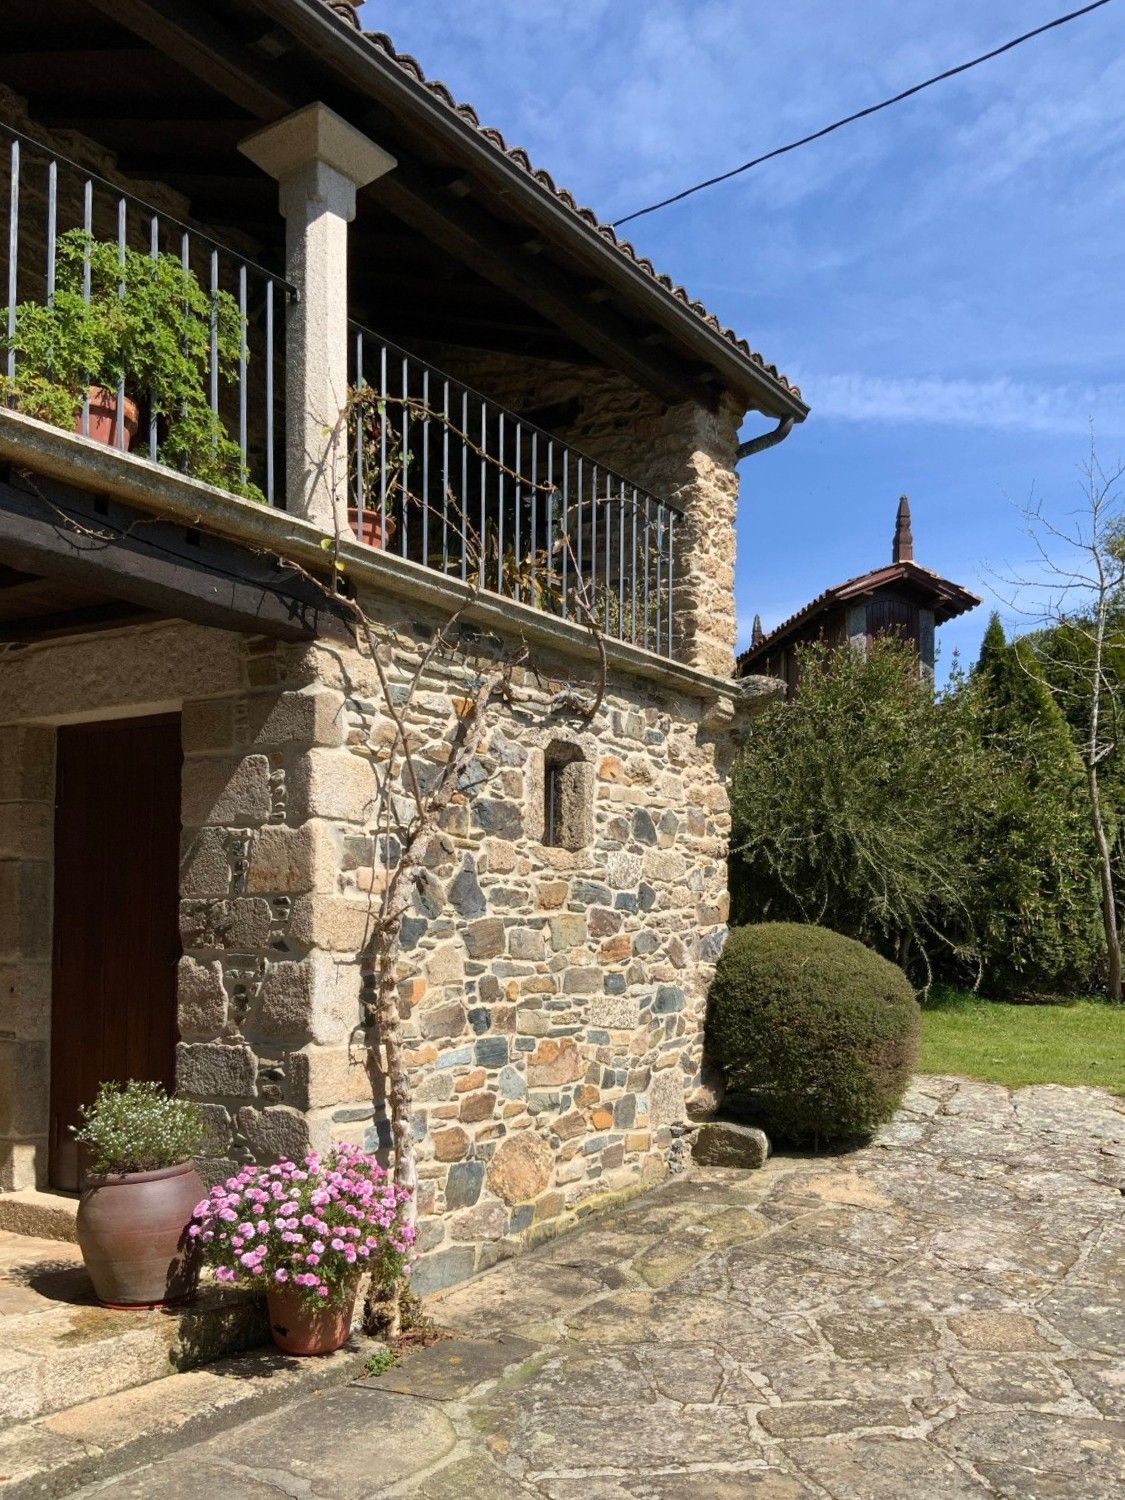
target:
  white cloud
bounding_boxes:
[794,372,1125,436]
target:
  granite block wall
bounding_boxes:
[170,597,740,1293]
[0,607,742,1294]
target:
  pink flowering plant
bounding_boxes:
[189,1143,414,1309]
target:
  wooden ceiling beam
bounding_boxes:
[0,601,159,644]
[38,102,253,127]
[0,576,64,613]
[0,564,41,591]
[83,0,296,120]
[367,314,589,363]
[0,48,149,70]
[113,155,264,183]
[40,120,254,157]
[0,474,341,641]
[365,158,712,408]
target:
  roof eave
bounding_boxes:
[259,0,809,419]
[933,592,982,626]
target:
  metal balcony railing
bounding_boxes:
[1,123,291,505]
[349,324,680,657]
[0,123,684,656]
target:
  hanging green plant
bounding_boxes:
[0,228,263,500]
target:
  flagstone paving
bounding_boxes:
[75,1077,1125,1499]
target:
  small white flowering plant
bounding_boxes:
[189,1144,415,1310]
[73,1080,204,1176]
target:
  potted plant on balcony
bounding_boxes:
[73,1080,206,1309]
[190,1143,414,1356]
[348,385,400,549]
[0,228,262,499]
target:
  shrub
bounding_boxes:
[730,633,1103,995]
[706,922,921,1144]
[73,1080,203,1176]
[969,615,1102,995]
[730,638,984,981]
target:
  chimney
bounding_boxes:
[751,614,764,648]
[892,495,914,563]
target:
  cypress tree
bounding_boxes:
[967,613,1100,994]
[973,613,1078,769]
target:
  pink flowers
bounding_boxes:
[191,1143,413,1313]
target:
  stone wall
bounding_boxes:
[0,725,54,1189]
[0,604,740,1292]
[173,588,739,1294]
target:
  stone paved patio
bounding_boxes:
[76,1077,1125,1499]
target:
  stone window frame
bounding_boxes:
[525,729,595,851]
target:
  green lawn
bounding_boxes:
[920,989,1125,1095]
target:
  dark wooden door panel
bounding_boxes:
[867,596,920,649]
[50,714,182,1191]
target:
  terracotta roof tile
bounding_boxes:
[351,23,801,402]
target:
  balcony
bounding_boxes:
[1,123,290,506]
[347,326,680,656]
[1,121,686,661]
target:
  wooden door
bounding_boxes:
[49,715,182,1190]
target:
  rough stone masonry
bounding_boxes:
[2,599,760,1297]
[173,582,748,1296]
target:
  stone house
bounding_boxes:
[0,0,806,1293]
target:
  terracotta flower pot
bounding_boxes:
[78,386,140,450]
[266,1282,357,1356]
[76,1160,204,1308]
[348,506,396,550]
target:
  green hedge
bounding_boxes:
[706,922,921,1144]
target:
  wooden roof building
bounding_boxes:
[737,497,981,693]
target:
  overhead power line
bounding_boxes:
[613,0,1117,228]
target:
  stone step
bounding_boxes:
[0,1335,379,1500]
[0,1229,271,1429]
[0,1280,270,1428]
[0,1191,79,1244]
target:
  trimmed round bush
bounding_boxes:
[706,922,920,1145]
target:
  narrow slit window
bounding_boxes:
[542,741,589,851]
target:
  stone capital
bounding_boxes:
[239,102,396,198]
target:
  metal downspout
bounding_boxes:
[736,415,795,461]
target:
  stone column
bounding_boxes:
[177,644,379,1176]
[668,394,743,677]
[240,104,396,530]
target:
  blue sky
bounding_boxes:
[366,0,1125,672]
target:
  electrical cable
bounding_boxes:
[613,0,1117,227]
